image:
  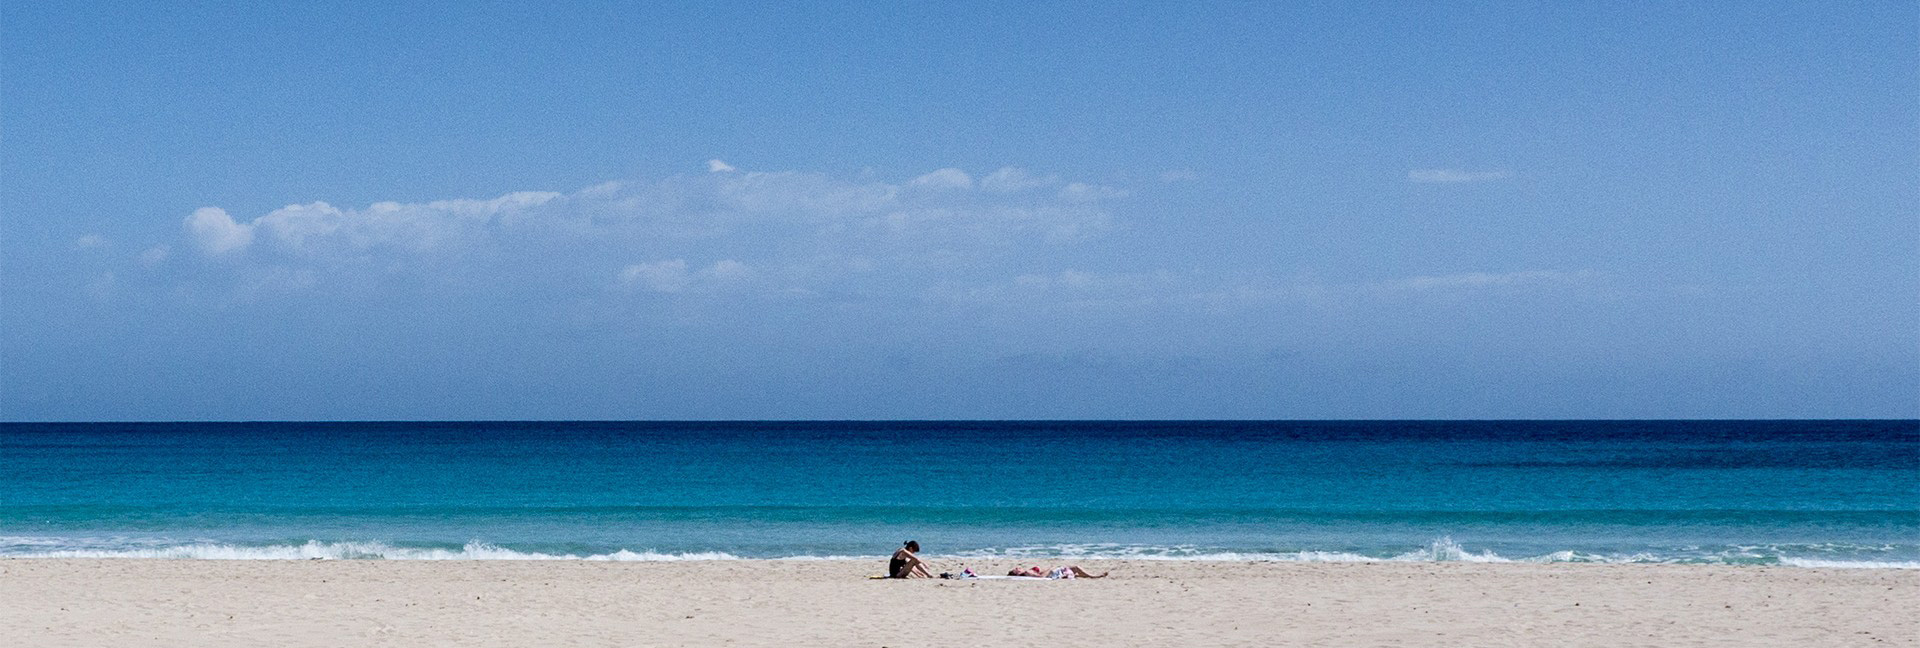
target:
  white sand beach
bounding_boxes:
[3,559,1913,647]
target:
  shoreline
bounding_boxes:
[9,536,1916,568]
[6,559,1914,647]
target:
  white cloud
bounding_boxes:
[620,259,691,292]
[578,180,624,197]
[418,190,561,215]
[908,168,973,190]
[1190,278,1330,307]
[716,170,898,216]
[75,234,107,249]
[706,259,752,282]
[253,202,347,254]
[185,207,254,255]
[619,259,754,293]
[944,269,1181,308]
[708,159,737,173]
[181,191,561,262]
[169,164,1130,296]
[979,167,1056,193]
[139,245,171,266]
[1407,169,1511,184]
[1382,270,1588,291]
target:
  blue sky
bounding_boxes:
[3,1,1914,420]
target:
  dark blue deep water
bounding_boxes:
[3,421,1915,566]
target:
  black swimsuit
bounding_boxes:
[888,555,907,578]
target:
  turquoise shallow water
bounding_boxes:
[3,421,1915,566]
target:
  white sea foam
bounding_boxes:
[1390,537,1510,562]
[1778,558,1920,569]
[954,538,1515,564]
[945,538,1920,568]
[2,537,1914,568]
[0,540,745,561]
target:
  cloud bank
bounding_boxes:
[152,163,1594,316]
[168,164,1124,298]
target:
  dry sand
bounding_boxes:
[3,559,1914,647]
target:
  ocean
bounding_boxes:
[2,421,1915,567]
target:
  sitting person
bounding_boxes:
[1006,565,1108,579]
[888,541,933,579]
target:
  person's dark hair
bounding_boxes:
[904,540,920,552]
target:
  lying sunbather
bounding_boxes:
[1006,565,1108,579]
